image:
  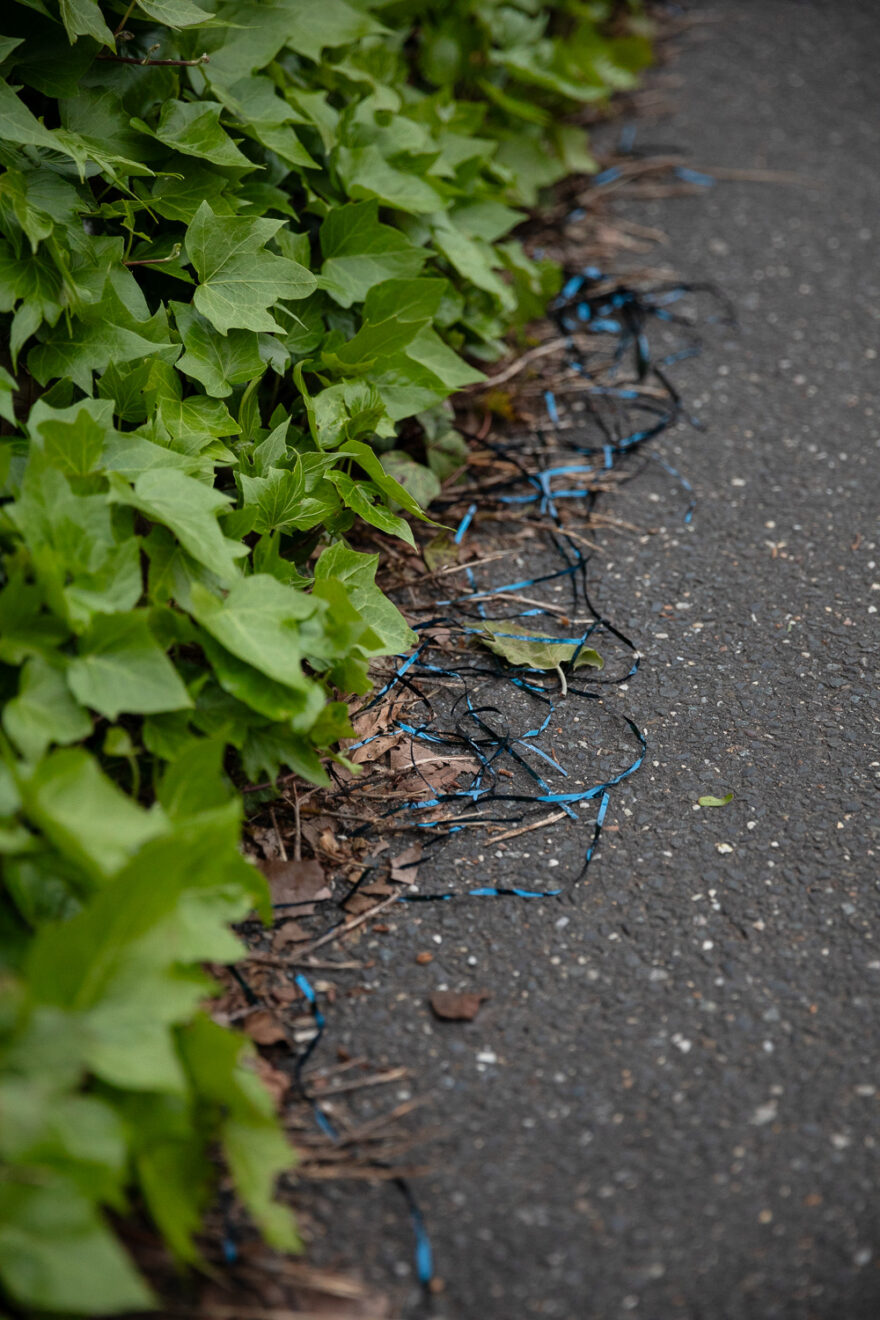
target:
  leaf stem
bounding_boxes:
[97,52,210,66]
[123,249,182,267]
[555,663,568,698]
[113,0,138,38]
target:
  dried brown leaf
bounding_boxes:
[259,857,329,904]
[272,920,310,950]
[390,842,422,885]
[254,1054,291,1106]
[429,990,488,1021]
[242,1009,288,1045]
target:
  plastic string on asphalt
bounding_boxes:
[258,265,728,1308]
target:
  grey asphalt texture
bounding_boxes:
[304,3,880,1316]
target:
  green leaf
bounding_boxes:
[179,1014,299,1250]
[0,365,16,424]
[336,143,446,214]
[18,749,166,884]
[136,100,252,168]
[0,1181,154,1315]
[477,620,604,672]
[326,469,415,547]
[3,657,92,762]
[172,301,266,397]
[380,450,441,510]
[314,542,415,654]
[336,438,429,522]
[58,0,116,47]
[239,463,305,533]
[112,467,248,584]
[186,201,317,335]
[299,375,387,450]
[157,739,230,819]
[136,0,216,26]
[190,576,318,690]
[319,200,427,308]
[67,614,193,720]
[698,793,734,808]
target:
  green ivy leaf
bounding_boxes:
[319,200,427,308]
[314,542,415,654]
[172,301,266,397]
[67,613,193,720]
[18,749,166,884]
[111,467,248,584]
[0,1180,155,1315]
[190,575,319,691]
[3,657,92,762]
[135,0,216,26]
[58,0,116,47]
[186,201,317,335]
[135,100,251,169]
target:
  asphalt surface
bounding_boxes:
[303,4,880,1316]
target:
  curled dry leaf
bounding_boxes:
[272,919,310,950]
[259,856,330,904]
[242,1009,288,1045]
[390,841,422,884]
[429,990,489,1022]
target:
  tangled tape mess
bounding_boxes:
[245,262,730,1306]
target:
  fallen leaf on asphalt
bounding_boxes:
[242,1009,287,1045]
[430,990,488,1021]
[259,856,330,904]
[272,919,310,949]
[477,618,603,671]
[698,792,734,807]
[390,841,422,884]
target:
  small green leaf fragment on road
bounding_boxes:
[698,793,734,808]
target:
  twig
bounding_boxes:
[311,1065,408,1097]
[295,886,415,957]
[269,804,288,863]
[292,782,302,862]
[705,165,820,187]
[241,952,364,971]
[486,810,567,843]
[463,337,571,391]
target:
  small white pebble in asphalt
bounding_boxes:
[716,842,734,854]
[747,820,757,830]
[731,477,747,487]
[854,1248,873,1268]
[830,1133,851,1150]
[548,858,560,868]
[555,916,569,929]
[467,956,478,966]
[476,1050,497,1065]
[855,1084,876,1097]
[671,1034,692,1053]
[751,1100,778,1126]
[432,934,443,944]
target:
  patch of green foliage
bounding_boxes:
[0,0,650,1312]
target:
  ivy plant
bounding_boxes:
[0,0,649,1312]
